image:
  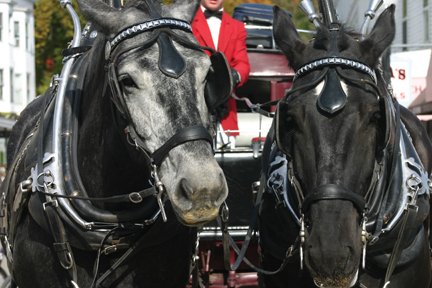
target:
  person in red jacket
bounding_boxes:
[192,0,250,148]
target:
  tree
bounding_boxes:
[34,0,86,95]
[34,0,317,94]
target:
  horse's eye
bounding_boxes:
[370,112,381,124]
[119,76,137,89]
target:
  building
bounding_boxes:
[0,0,38,166]
[334,0,432,137]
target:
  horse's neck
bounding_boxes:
[77,47,149,200]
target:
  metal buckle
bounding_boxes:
[60,251,74,270]
[221,201,229,223]
[299,216,305,270]
[152,164,168,222]
[4,235,13,263]
[101,245,118,255]
[129,192,143,203]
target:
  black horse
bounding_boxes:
[258,4,432,288]
[0,0,231,287]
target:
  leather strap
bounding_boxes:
[37,186,157,203]
[218,174,298,275]
[302,184,367,214]
[384,204,419,285]
[150,125,213,167]
[45,203,77,283]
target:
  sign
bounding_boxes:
[390,59,412,108]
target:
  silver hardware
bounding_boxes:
[129,192,143,203]
[144,209,162,225]
[360,0,384,40]
[152,164,167,222]
[71,280,80,288]
[361,216,368,269]
[221,201,229,223]
[42,181,59,210]
[90,31,98,39]
[60,251,74,269]
[383,281,391,288]
[59,0,72,9]
[109,18,192,51]
[294,57,376,83]
[101,245,118,255]
[4,235,13,263]
[299,216,305,270]
[369,235,379,245]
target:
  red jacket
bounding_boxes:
[192,9,250,136]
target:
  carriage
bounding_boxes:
[1,0,432,288]
[190,4,295,287]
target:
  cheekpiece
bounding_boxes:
[294,57,377,83]
[107,18,193,57]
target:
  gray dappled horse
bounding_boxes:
[1,0,231,287]
[259,4,432,288]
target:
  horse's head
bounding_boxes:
[77,0,229,226]
[273,5,395,287]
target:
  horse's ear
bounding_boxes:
[76,0,118,32]
[163,0,200,23]
[273,5,306,70]
[359,4,395,68]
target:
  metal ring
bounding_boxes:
[36,170,55,188]
[129,192,143,203]
[60,251,74,270]
[406,175,422,191]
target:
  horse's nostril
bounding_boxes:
[180,178,193,201]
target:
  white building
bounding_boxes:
[0,0,38,166]
[0,0,38,115]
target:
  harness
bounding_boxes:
[0,1,233,287]
[216,15,430,288]
[267,36,430,288]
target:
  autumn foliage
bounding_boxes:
[34,0,315,95]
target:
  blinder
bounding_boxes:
[105,20,233,117]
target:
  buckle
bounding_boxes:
[101,245,117,255]
[129,192,143,203]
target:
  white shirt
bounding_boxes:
[201,6,223,50]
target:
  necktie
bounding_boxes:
[204,10,223,20]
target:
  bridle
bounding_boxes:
[37,2,233,222]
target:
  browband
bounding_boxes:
[105,18,193,58]
[294,57,377,83]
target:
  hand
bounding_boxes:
[230,68,241,87]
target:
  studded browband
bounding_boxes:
[105,18,193,58]
[293,57,377,83]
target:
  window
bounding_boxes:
[9,70,13,102]
[0,70,3,101]
[425,10,430,41]
[14,74,21,104]
[14,21,19,47]
[26,74,30,102]
[403,0,408,18]
[13,73,21,104]
[425,0,429,7]
[26,22,29,50]
[402,21,407,51]
[0,13,3,42]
